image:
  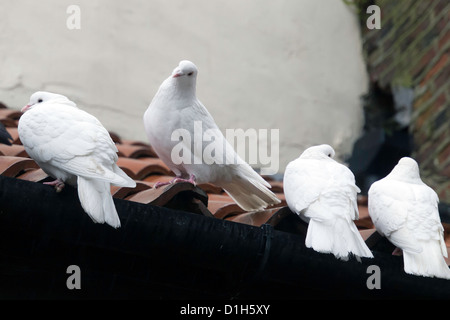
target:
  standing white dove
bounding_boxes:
[283,144,373,260]
[18,91,136,228]
[368,157,450,279]
[143,60,280,211]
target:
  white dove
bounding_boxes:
[18,91,136,228]
[368,157,450,279]
[284,144,373,260]
[143,60,280,211]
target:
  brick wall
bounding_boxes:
[360,0,450,202]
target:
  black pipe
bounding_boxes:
[0,175,449,299]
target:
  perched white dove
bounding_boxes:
[143,60,280,211]
[18,91,136,228]
[284,144,373,260]
[368,157,450,279]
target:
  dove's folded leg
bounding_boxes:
[154,174,196,189]
[43,179,65,193]
[173,174,196,185]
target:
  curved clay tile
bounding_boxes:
[5,128,21,145]
[108,132,122,144]
[211,202,245,219]
[0,109,23,121]
[142,175,174,186]
[125,182,208,207]
[111,181,149,199]
[197,183,223,194]
[267,181,283,193]
[0,156,39,177]
[225,208,280,227]
[0,118,17,128]
[0,144,28,157]
[355,204,374,229]
[16,168,49,182]
[120,139,152,148]
[117,157,173,180]
[116,144,158,159]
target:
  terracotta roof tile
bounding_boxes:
[16,168,49,182]
[142,174,175,186]
[0,109,22,122]
[0,156,39,177]
[120,139,153,148]
[116,157,172,180]
[5,127,21,145]
[1,101,449,260]
[116,143,158,158]
[111,181,151,199]
[225,208,280,227]
[0,144,28,157]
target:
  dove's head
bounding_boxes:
[22,91,75,112]
[300,144,335,160]
[387,157,422,183]
[171,60,198,84]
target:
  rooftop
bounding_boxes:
[0,102,450,299]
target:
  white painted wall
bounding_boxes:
[0,0,368,175]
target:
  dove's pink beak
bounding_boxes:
[21,104,31,113]
[172,73,182,78]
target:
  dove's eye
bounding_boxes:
[187,72,194,76]
[37,99,43,103]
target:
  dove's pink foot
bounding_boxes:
[153,174,197,189]
[44,179,65,193]
[153,181,172,189]
[173,174,196,186]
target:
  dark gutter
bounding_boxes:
[0,175,449,299]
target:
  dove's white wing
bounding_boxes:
[370,176,450,278]
[368,179,420,253]
[284,158,326,215]
[407,184,447,256]
[20,103,133,187]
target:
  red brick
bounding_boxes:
[434,64,450,88]
[443,163,450,177]
[434,0,449,17]
[410,15,429,38]
[439,30,450,50]
[420,53,448,85]
[439,142,450,165]
[413,48,437,78]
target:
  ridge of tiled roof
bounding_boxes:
[0,101,449,263]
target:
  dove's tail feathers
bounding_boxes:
[403,241,450,280]
[77,177,121,228]
[305,217,374,261]
[112,164,136,188]
[221,175,281,212]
